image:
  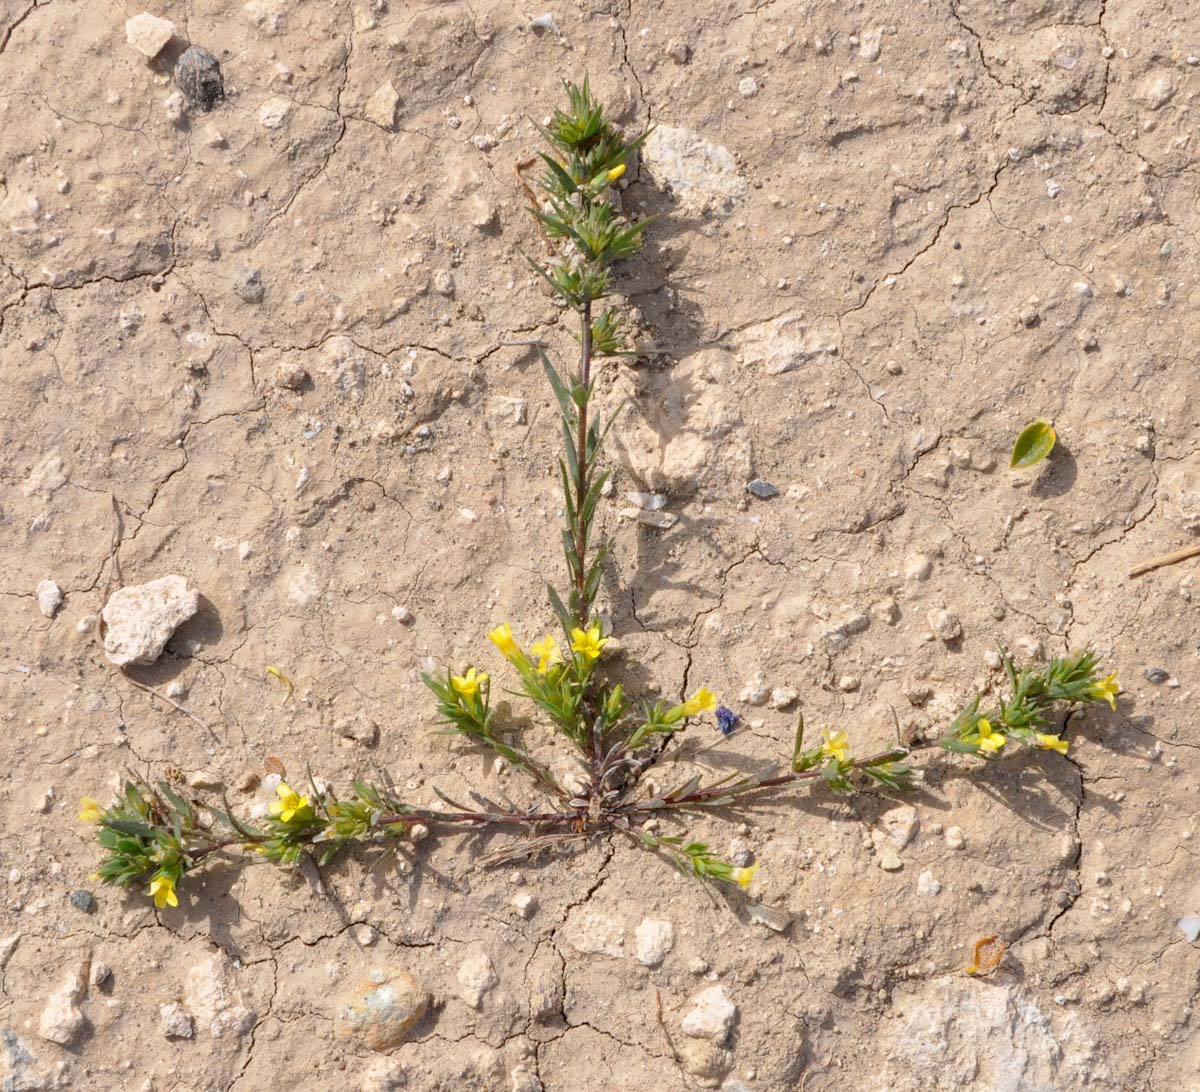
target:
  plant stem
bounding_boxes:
[575,297,593,631]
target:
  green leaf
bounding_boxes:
[1010,420,1056,469]
[540,351,575,419]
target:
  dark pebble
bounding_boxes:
[175,46,224,112]
[69,889,95,913]
[1143,666,1169,684]
[747,478,779,500]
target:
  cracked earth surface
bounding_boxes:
[3,0,1200,1089]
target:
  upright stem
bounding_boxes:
[575,298,593,631]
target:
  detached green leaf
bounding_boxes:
[1010,420,1056,469]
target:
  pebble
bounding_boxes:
[665,38,690,64]
[837,674,860,693]
[1144,666,1169,684]
[879,805,919,848]
[68,890,95,913]
[873,597,900,624]
[738,76,759,97]
[258,98,292,129]
[746,903,792,932]
[432,269,455,297]
[879,849,903,872]
[163,90,187,126]
[928,608,962,642]
[626,491,668,510]
[634,918,674,966]
[276,361,308,390]
[510,1068,543,1092]
[769,686,798,710]
[391,605,414,624]
[335,968,429,1050]
[364,81,401,130]
[185,954,257,1039]
[746,478,779,499]
[1178,915,1200,943]
[619,507,678,530]
[564,907,625,957]
[642,125,745,216]
[160,1002,195,1039]
[235,267,265,303]
[175,46,224,111]
[739,672,770,706]
[361,1056,408,1092]
[945,826,966,850]
[125,12,175,58]
[512,892,536,918]
[728,837,752,867]
[917,870,941,897]
[36,579,62,618]
[38,966,87,1045]
[983,650,1003,669]
[0,935,20,969]
[338,718,378,747]
[905,555,934,582]
[101,576,199,667]
[680,986,737,1041]
[456,950,498,1008]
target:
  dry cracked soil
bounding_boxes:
[2,1,1200,1090]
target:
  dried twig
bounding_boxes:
[1128,542,1200,578]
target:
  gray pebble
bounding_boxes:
[68,890,95,913]
[235,268,264,304]
[1144,666,1169,684]
[746,478,779,499]
[175,46,224,112]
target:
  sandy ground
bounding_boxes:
[2,1,1200,1089]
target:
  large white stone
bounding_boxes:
[38,968,87,1045]
[680,985,737,1040]
[185,953,256,1039]
[364,81,401,130]
[101,575,199,666]
[642,125,746,215]
[125,12,176,58]
[634,918,674,966]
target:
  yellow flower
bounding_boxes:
[976,718,1006,755]
[607,163,626,182]
[731,862,760,890]
[1091,671,1120,711]
[269,782,311,823]
[820,729,851,764]
[570,624,607,662]
[1035,733,1069,755]
[681,688,717,717]
[451,667,489,700]
[149,875,178,910]
[487,623,528,667]
[78,796,105,823]
[531,634,563,674]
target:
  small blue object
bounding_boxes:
[715,705,739,735]
[69,889,95,913]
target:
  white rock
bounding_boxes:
[928,608,962,642]
[563,907,625,957]
[738,76,759,97]
[740,312,841,375]
[879,849,903,872]
[680,985,737,1041]
[432,269,455,297]
[769,686,799,710]
[728,837,752,867]
[905,554,934,581]
[510,1067,543,1092]
[858,27,883,60]
[185,954,256,1039]
[739,672,770,706]
[512,892,536,918]
[364,81,401,130]
[0,934,20,968]
[880,805,919,848]
[125,12,176,57]
[874,597,900,624]
[163,90,186,125]
[38,968,87,1045]
[258,97,292,129]
[391,605,414,624]
[101,576,199,666]
[1178,915,1200,943]
[159,1002,195,1039]
[634,919,674,966]
[36,579,62,618]
[456,950,498,1008]
[917,870,942,897]
[642,125,746,215]
[361,1055,408,1092]
[322,335,367,397]
[945,825,966,850]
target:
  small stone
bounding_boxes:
[235,268,265,303]
[38,967,87,1045]
[36,579,62,618]
[879,849,903,872]
[945,826,966,850]
[983,650,1003,669]
[873,597,900,624]
[665,38,690,64]
[202,124,226,148]
[880,805,919,848]
[432,269,455,297]
[1178,915,1200,943]
[1017,303,1040,328]
[510,1067,543,1092]
[746,478,779,499]
[564,907,625,957]
[125,12,176,58]
[338,718,378,747]
[0,935,21,969]
[1144,666,1169,684]
[365,81,402,130]
[739,672,769,706]
[361,1056,408,1092]
[728,837,752,867]
[89,961,111,988]
[512,892,536,918]
[258,98,292,129]
[68,890,95,913]
[905,555,934,581]
[335,968,429,1051]
[185,953,257,1039]
[769,686,798,710]
[275,362,308,390]
[680,986,737,1041]
[530,12,559,33]
[456,950,498,1008]
[186,770,222,790]
[160,1003,195,1040]
[626,491,668,510]
[917,870,941,897]
[746,903,793,932]
[353,925,378,947]
[175,46,224,111]
[391,605,414,624]
[163,90,187,126]
[738,76,759,97]
[101,576,200,667]
[167,679,188,699]
[634,919,674,966]
[837,674,860,693]
[681,1039,733,1083]
[928,608,962,642]
[619,508,678,529]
